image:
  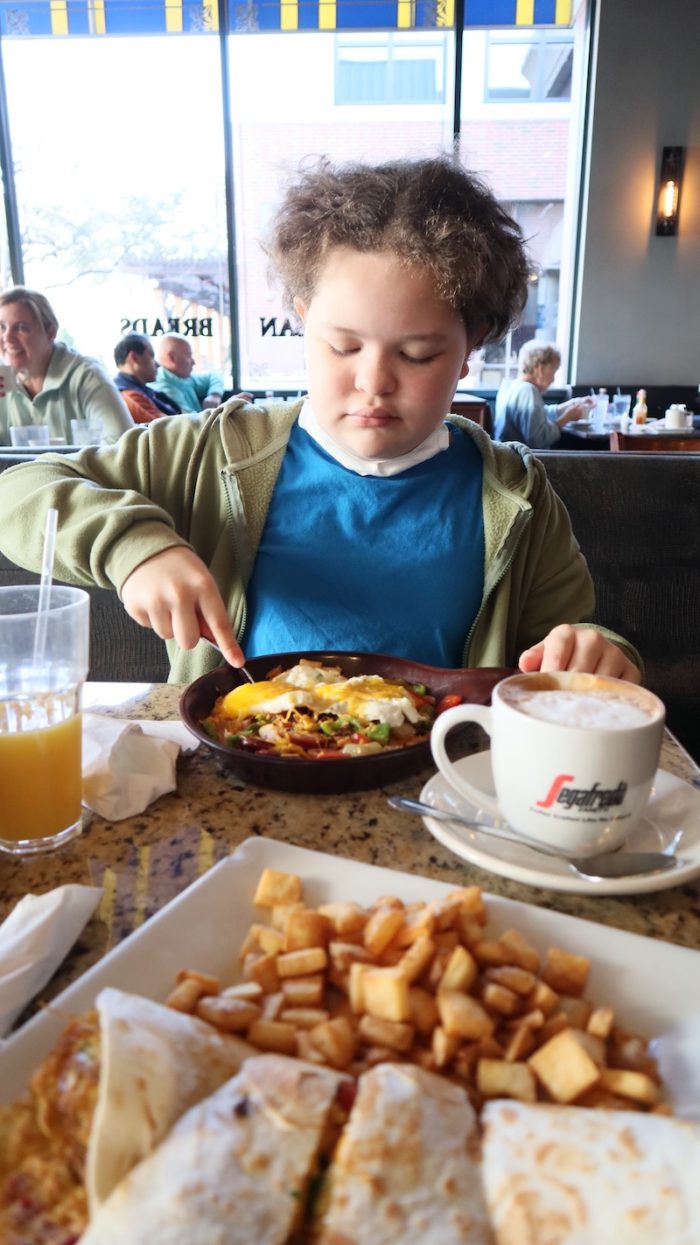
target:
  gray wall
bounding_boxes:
[572,0,700,386]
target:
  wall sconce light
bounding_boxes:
[655,146,684,236]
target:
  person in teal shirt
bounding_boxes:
[153,333,223,413]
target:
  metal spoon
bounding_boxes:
[387,796,681,880]
[198,620,255,683]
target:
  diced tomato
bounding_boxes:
[349,732,370,744]
[336,1079,358,1112]
[436,693,463,715]
[410,691,436,708]
[238,735,274,751]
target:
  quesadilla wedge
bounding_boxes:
[481,1099,700,1244]
[80,1054,350,1245]
[86,986,255,1211]
[316,1062,491,1244]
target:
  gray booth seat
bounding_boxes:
[0,450,698,760]
[539,450,700,763]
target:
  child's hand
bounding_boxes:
[518,624,641,684]
[121,547,246,669]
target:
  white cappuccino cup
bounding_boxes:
[664,405,687,430]
[430,672,665,857]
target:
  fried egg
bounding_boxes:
[219,670,420,727]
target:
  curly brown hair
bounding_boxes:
[266,155,529,345]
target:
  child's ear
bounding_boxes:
[459,357,470,380]
[293,297,307,324]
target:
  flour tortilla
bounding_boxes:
[85,987,255,1213]
[481,1100,700,1244]
[317,1062,491,1244]
[81,1054,348,1245]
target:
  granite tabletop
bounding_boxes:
[3,682,700,1026]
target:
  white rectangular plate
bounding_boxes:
[2,837,700,1108]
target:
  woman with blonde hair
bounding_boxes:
[0,286,133,445]
[494,338,593,447]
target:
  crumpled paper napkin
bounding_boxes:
[0,884,102,1038]
[82,714,199,822]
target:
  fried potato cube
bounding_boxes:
[477,1059,537,1103]
[576,1087,633,1111]
[434,930,460,953]
[542,947,590,996]
[363,905,406,957]
[375,894,405,910]
[498,929,540,973]
[270,902,305,932]
[318,901,368,937]
[253,868,302,908]
[397,934,437,985]
[453,1043,479,1082]
[357,1014,414,1053]
[609,1032,658,1076]
[260,991,285,1021]
[348,962,369,1014]
[587,1005,615,1040]
[440,945,478,993]
[295,1030,328,1065]
[426,894,462,932]
[310,1016,357,1069]
[244,952,281,994]
[377,947,404,967]
[284,909,331,952]
[329,941,375,973]
[528,1028,600,1103]
[412,1047,438,1073]
[504,1022,537,1063]
[247,1019,298,1055]
[276,947,328,978]
[484,966,537,996]
[481,982,522,1017]
[477,1034,506,1060]
[437,990,494,1041]
[328,968,350,996]
[451,885,486,924]
[432,1025,460,1068]
[165,977,207,1014]
[280,974,325,1008]
[280,1007,330,1029]
[392,905,436,948]
[408,986,440,1035]
[472,940,512,968]
[556,995,592,1030]
[175,969,220,995]
[195,995,261,1032]
[526,979,560,1016]
[538,1012,570,1043]
[362,967,412,1023]
[597,1068,662,1108]
[426,948,453,991]
[455,915,486,949]
[221,982,264,1001]
[239,924,285,958]
[569,1029,606,1067]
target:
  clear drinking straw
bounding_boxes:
[32,507,58,673]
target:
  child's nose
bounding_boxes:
[355,351,395,397]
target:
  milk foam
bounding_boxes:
[506,688,651,730]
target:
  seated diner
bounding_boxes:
[0,286,134,446]
[494,340,594,449]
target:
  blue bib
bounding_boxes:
[244,422,485,666]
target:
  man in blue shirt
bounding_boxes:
[154,333,223,413]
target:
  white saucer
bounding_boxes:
[419,751,700,895]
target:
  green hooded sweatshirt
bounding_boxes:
[0,399,639,683]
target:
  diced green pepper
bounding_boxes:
[225,733,242,746]
[367,722,391,744]
[412,683,427,695]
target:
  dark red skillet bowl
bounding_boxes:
[180,650,512,794]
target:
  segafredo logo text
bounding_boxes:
[536,774,628,811]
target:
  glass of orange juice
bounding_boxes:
[0,585,89,854]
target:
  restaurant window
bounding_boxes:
[228,29,455,391]
[485,30,573,103]
[1,33,230,383]
[335,34,447,105]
